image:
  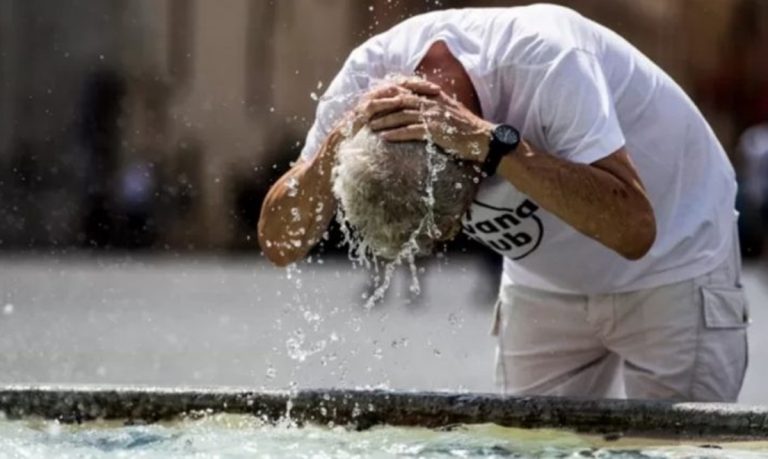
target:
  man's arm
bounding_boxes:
[496,143,656,260]
[372,81,656,260]
[382,114,657,259]
[258,128,343,266]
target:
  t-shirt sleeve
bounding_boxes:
[299,48,379,161]
[536,49,625,164]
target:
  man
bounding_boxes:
[259,5,748,401]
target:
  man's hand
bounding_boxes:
[367,80,494,162]
[345,79,441,136]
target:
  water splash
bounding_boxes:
[286,329,328,363]
[2,416,762,458]
[332,87,449,307]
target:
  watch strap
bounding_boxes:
[481,124,519,176]
[481,142,505,176]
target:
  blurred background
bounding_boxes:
[0,0,767,402]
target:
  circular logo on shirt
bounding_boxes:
[461,199,544,260]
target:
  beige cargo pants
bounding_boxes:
[494,239,749,402]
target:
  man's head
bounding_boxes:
[333,127,480,260]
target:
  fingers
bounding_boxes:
[347,88,406,131]
[396,78,442,97]
[365,83,409,100]
[379,123,429,142]
[361,94,434,119]
[349,80,442,136]
[368,109,423,132]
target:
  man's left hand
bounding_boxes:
[367,80,494,163]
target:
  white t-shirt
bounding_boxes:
[300,4,737,294]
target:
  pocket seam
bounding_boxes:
[490,298,502,336]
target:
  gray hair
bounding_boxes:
[332,127,480,260]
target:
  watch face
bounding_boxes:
[495,124,520,146]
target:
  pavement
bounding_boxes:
[0,254,765,404]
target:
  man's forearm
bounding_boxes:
[258,128,345,266]
[497,142,656,260]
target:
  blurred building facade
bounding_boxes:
[0,0,765,252]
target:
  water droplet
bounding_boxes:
[266,366,277,379]
[286,177,299,197]
[391,337,408,348]
[45,421,62,436]
[448,313,463,330]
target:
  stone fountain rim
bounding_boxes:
[0,385,767,440]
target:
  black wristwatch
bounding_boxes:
[482,124,521,176]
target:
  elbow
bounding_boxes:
[258,227,302,267]
[261,243,291,267]
[266,252,295,268]
[257,193,303,267]
[619,208,657,261]
[259,237,302,267]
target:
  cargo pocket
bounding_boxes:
[702,286,750,328]
[691,286,749,402]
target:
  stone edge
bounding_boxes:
[0,386,767,440]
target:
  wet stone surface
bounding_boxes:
[1,387,768,441]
